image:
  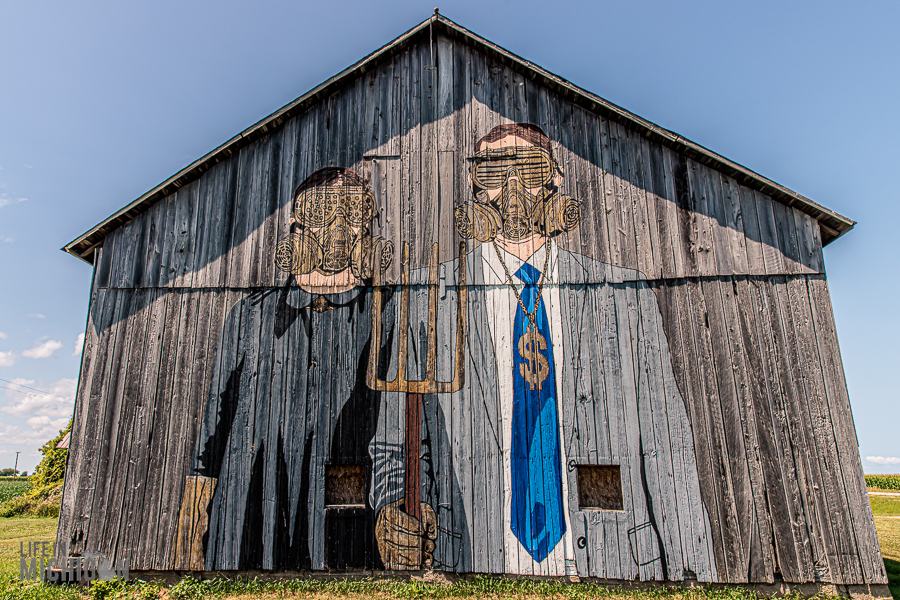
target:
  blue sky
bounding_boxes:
[0,0,897,473]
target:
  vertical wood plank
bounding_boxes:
[807,276,886,583]
[626,129,658,279]
[737,186,766,276]
[755,192,784,275]
[721,176,751,276]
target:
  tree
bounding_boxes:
[31,422,71,489]
[0,468,15,477]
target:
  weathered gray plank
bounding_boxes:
[56,264,104,559]
[121,288,167,563]
[609,122,638,273]
[626,129,658,279]
[670,155,699,277]
[706,170,734,276]
[772,201,802,275]
[170,181,199,288]
[700,278,753,581]
[83,290,135,555]
[102,289,154,562]
[721,175,751,275]
[756,277,820,581]
[806,276,886,583]
[715,277,774,582]
[786,276,860,583]
[733,276,800,582]
[793,209,825,274]
[228,145,257,289]
[687,161,718,277]
[135,291,184,565]
[684,279,744,582]
[634,283,682,580]
[737,186,766,276]
[755,192,784,275]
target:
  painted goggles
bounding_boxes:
[469,146,558,190]
[293,185,375,228]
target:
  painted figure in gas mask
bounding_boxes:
[275,167,393,290]
[174,167,396,571]
[372,123,716,579]
[454,122,580,245]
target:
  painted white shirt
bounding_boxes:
[480,240,576,576]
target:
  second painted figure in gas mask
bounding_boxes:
[175,167,397,571]
[275,167,393,289]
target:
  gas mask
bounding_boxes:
[455,145,580,242]
[274,184,393,279]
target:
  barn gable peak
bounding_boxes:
[63,12,853,264]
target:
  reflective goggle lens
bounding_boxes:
[470,147,556,190]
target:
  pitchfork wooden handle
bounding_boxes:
[405,392,422,520]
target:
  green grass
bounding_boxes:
[867,474,900,491]
[886,559,900,600]
[0,479,31,504]
[0,517,59,578]
[871,495,900,517]
[874,516,900,600]
[0,517,79,600]
[0,514,893,599]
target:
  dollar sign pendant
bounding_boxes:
[518,322,549,391]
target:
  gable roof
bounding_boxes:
[63,12,854,264]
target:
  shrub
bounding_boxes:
[30,423,71,490]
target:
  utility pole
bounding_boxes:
[14,451,20,476]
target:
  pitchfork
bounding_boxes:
[366,241,467,520]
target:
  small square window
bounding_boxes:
[325,464,366,507]
[577,465,623,510]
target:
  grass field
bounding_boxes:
[873,496,900,599]
[0,499,898,600]
[0,479,31,504]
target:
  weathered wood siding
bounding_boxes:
[58,33,883,584]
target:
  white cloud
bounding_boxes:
[0,194,27,209]
[0,378,76,419]
[27,313,45,319]
[73,333,85,357]
[0,351,16,367]
[22,164,32,169]
[866,456,900,466]
[1,237,13,243]
[22,339,62,359]
[0,331,6,339]
[0,418,69,449]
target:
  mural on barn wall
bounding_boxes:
[171,122,716,579]
[56,22,885,586]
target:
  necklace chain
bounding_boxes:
[492,237,552,329]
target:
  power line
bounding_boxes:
[0,379,72,401]
[0,377,72,399]
[0,384,68,400]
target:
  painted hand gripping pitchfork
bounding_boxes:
[367,241,467,522]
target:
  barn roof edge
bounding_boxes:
[62,12,854,265]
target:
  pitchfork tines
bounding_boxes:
[366,241,467,394]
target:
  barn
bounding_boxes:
[58,11,886,589]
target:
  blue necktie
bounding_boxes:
[510,261,565,562]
